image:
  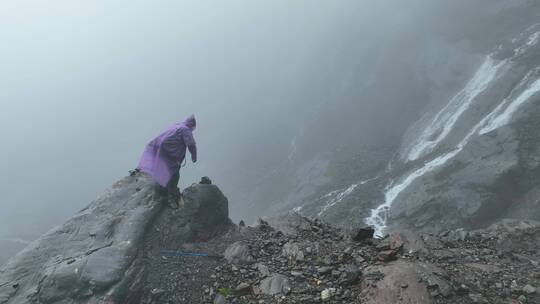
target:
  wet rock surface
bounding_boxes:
[0,173,232,304]
[0,173,167,304]
[2,175,540,304]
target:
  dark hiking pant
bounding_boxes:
[166,171,181,208]
[167,171,180,192]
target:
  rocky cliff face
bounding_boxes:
[371,24,540,234]
[0,173,231,303]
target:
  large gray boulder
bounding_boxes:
[0,173,231,304]
[182,183,230,234]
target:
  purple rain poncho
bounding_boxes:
[137,115,197,187]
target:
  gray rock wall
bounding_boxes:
[0,174,231,304]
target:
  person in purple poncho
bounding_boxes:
[137,115,197,194]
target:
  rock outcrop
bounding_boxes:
[0,172,231,303]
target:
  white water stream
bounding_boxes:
[405,57,506,161]
[480,77,540,134]
[317,177,378,217]
[367,56,540,236]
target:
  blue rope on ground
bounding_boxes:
[160,250,212,258]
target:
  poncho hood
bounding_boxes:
[183,115,196,131]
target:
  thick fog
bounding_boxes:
[0,0,526,239]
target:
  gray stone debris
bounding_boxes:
[523,284,537,295]
[214,293,226,304]
[282,241,305,261]
[224,241,255,265]
[259,274,291,295]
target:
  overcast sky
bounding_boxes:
[0,0,518,238]
[0,0,380,237]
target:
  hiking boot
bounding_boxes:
[167,188,181,209]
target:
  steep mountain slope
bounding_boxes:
[2,174,540,303]
[233,2,540,236]
[375,24,540,234]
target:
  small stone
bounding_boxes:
[259,274,291,295]
[200,176,212,184]
[214,294,226,304]
[378,249,398,262]
[522,284,537,295]
[339,264,361,286]
[282,242,305,261]
[235,282,251,294]
[151,288,165,296]
[224,241,255,265]
[354,255,366,264]
[511,280,520,292]
[321,288,336,301]
[257,264,271,277]
[456,284,469,295]
[317,266,332,275]
[350,227,375,242]
[468,293,486,303]
[401,284,409,289]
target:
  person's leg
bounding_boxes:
[167,171,180,192]
[166,171,180,208]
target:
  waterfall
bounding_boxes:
[317,177,378,217]
[405,57,506,161]
[365,148,463,235]
[480,77,540,134]
[365,59,540,236]
[318,183,359,216]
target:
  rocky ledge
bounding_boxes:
[180,216,540,304]
[0,172,231,304]
[1,174,539,304]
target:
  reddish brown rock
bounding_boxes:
[361,261,451,304]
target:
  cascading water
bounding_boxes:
[365,53,540,236]
[365,148,464,236]
[404,57,506,162]
[317,177,378,217]
[318,183,359,216]
[367,68,540,236]
[480,76,540,134]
